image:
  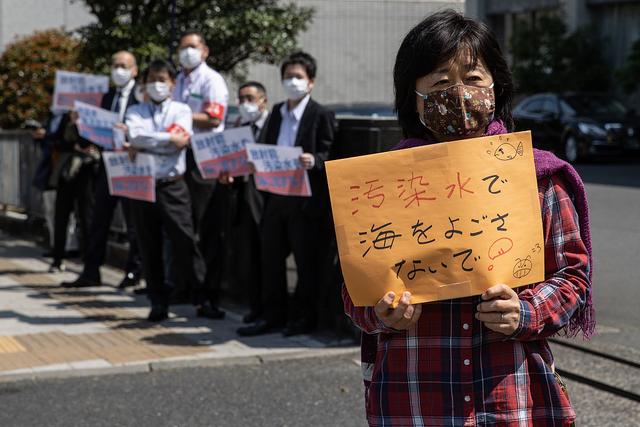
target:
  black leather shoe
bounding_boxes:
[282,319,315,337]
[243,311,261,324]
[237,319,282,337]
[133,286,147,295]
[117,272,139,289]
[49,260,66,273]
[196,303,226,320]
[61,276,101,288]
[147,305,169,322]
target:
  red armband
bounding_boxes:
[166,123,187,134]
[203,102,225,120]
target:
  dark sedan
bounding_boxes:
[513,93,639,163]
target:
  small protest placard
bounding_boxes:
[325,131,544,306]
[245,143,311,197]
[102,152,156,202]
[52,70,109,111]
[191,126,254,179]
[74,101,119,150]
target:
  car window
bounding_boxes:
[560,100,577,118]
[526,99,545,113]
[541,98,559,115]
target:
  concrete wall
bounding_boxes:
[0,0,94,51]
[227,0,465,105]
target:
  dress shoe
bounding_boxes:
[243,311,261,324]
[61,276,101,288]
[282,319,315,337]
[117,272,139,289]
[48,260,66,273]
[147,305,169,322]
[133,286,148,295]
[196,303,226,320]
[237,319,283,337]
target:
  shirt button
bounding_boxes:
[464,359,470,366]
[464,395,471,402]
[463,323,470,330]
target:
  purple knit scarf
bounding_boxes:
[393,120,595,338]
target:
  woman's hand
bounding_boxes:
[476,284,520,335]
[374,291,422,331]
[169,128,190,149]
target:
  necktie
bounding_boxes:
[111,90,121,112]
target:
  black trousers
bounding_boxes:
[232,182,262,315]
[53,162,95,262]
[82,164,141,281]
[260,195,319,326]
[130,178,207,308]
[200,181,263,312]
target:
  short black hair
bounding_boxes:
[280,51,317,80]
[394,9,514,139]
[239,81,267,96]
[180,30,207,47]
[144,59,177,82]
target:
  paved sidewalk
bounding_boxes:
[0,233,357,382]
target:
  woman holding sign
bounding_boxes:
[342,10,592,426]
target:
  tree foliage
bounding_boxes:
[510,14,611,94]
[0,29,85,128]
[74,0,314,77]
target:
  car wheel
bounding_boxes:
[564,136,579,163]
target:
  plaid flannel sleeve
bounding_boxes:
[342,284,399,334]
[512,175,590,341]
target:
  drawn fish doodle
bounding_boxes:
[513,255,533,278]
[494,142,523,161]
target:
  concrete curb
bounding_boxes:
[0,347,359,384]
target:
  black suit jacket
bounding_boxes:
[262,98,336,209]
[100,85,139,116]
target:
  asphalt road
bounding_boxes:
[0,353,638,427]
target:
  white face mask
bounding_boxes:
[238,102,261,123]
[282,78,309,100]
[111,67,132,87]
[179,47,203,69]
[146,82,171,103]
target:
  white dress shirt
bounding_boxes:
[125,98,193,179]
[113,79,135,122]
[277,94,310,147]
[173,62,229,134]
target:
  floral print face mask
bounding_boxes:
[415,83,495,138]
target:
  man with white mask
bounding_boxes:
[172,30,229,319]
[237,51,336,337]
[60,50,142,290]
[125,59,215,322]
[214,81,269,325]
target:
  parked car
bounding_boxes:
[326,102,395,118]
[513,92,639,163]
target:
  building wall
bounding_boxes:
[0,0,94,50]
[230,0,465,105]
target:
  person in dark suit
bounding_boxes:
[237,52,336,337]
[212,81,269,325]
[60,51,142,288]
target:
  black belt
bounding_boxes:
[156,175,184,185]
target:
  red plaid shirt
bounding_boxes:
[343,174,590,426]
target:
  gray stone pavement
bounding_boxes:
[0,232,357,382]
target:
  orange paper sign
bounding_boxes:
[326,131,545,306]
